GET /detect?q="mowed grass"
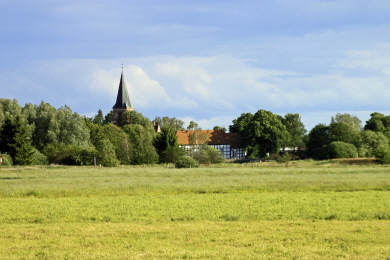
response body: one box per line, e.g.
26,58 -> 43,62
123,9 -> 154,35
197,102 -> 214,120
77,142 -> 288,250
0,162 -> 389,259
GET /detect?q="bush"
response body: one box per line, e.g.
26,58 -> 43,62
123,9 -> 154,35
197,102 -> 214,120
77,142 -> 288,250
328,142 -> 357,159
373,144 -> 390,164
198,146 -> 224,164
277,152 -> 293,166
31,149 -> 48,165
175,156 -> 199,168
0,153 -> 13,166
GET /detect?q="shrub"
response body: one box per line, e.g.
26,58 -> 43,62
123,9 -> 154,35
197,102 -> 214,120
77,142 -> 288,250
31,149 -> 48,165
175,156 -> 199,168
277,152 -> 293,166
328,142 -> 357,159
0,153 -> 13,166
373,144 -> 390,164
198,146 -> 224,164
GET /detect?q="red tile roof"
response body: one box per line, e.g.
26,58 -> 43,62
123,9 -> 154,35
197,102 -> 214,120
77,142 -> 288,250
176,130 -> 243,148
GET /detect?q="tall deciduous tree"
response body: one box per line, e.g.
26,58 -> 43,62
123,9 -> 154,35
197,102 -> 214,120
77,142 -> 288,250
230,110 -> 289,158
281,113 -> 306,150
122,124 -> 158,165
154,116 -> 184,131
118,110 -> 151,128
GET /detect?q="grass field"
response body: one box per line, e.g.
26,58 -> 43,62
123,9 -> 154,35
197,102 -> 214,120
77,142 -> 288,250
0,161 -> 389,259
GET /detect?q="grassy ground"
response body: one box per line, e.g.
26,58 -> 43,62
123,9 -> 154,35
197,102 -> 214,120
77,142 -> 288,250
0,162 -> 389,259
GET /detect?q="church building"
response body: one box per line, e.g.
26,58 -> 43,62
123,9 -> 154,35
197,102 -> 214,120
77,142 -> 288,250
112,69 -> 133,125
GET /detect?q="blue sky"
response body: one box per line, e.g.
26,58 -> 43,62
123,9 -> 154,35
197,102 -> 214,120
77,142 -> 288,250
1,0 -> 390,131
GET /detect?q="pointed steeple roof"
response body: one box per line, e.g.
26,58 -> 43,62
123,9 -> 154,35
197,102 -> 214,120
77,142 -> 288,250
113,70 -> 132,109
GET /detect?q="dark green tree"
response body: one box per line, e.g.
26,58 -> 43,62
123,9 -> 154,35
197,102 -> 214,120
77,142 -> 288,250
153,127 -> 183,163
364,112 -> 390,136
0,115 -> 34,165
104,110 -> 114,125
306,124 -> 331,160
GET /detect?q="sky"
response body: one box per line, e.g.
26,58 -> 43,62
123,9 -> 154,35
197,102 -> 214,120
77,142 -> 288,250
1,0 -> 390,131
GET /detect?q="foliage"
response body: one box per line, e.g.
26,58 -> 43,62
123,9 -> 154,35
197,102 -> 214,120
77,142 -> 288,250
332,113 -> 362,132
358,130 -> 389,157
153,127 -> 183,163
213,126 -> 227,132
198,145 -> 224,164
0,153 -> 13,166
230,110 -> 289,158
329,121 -> 361,147
175,156 -> 199,168
276,152 -> 293,166
31,149 -> 48,165
104,110 -> 114,125
154,116 -> 184,131
92,109 -> 105,125
373,144 -> 390,164
364,112 -> 390,134
306,124 -> 331,160
43,143 -> 97,165
118,110 -> 151,128
94,138 -> 119,167
0,115 -> 34,165
280,113 -> 306,150
327,141 -> 357,159
123,124 -> 158,165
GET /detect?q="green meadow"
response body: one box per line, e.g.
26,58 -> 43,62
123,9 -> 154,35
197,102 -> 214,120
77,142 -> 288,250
0,162 -> 389,259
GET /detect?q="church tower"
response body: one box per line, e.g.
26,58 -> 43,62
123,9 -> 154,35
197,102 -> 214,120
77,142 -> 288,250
112,69 -> 134,125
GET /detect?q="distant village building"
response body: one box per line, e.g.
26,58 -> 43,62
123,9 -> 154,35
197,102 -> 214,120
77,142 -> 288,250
112,70 -> 133,125
176,130 -> 245,159
112,69 -> 245,158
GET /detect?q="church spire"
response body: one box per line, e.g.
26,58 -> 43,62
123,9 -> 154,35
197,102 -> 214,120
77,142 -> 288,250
112,68 -> 134,125
113,70 -> 132,109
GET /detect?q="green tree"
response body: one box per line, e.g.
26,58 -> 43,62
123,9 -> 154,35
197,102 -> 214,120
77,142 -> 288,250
329,122 -> 361,147
92,109 -> 105,125
30,101 -> 57,150
0,98 -> 22,127
95,138 -> 119,167
0,115 -> 34,165
230,110 -> 289,158
153,127 -> 183,163
123,124 -> 158,165
154,116 -> 184,131
359,130 -> 389,157
281,113 -> 306,151
331,113 -> 362,132
118,110 -> 151,128
213,126 -> 227,132
104,110 -> 114,125
306,124 -> 331,160
364,112 -> 390,135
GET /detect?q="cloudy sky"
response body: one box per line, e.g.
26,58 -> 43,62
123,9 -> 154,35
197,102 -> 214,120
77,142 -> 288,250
1,0 -> 390,131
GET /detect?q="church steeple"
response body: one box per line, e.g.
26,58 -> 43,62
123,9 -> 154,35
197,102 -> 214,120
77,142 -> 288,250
112,68 -> 134,125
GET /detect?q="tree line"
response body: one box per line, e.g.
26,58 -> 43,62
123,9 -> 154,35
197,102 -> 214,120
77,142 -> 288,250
0,98 -> 222,167
1,98 -> 390,166
230,110 -> 390,163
